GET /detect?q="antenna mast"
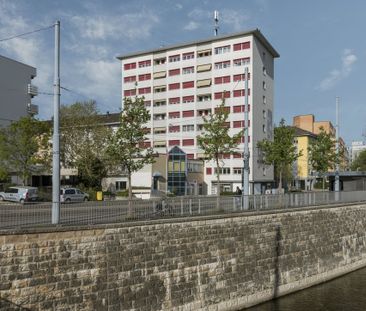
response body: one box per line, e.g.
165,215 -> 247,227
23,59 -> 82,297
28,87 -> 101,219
214,10 -> 219,36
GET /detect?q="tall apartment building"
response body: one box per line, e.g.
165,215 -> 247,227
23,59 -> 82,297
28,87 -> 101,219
117,29 -> 279,194
0,55 -> 38,127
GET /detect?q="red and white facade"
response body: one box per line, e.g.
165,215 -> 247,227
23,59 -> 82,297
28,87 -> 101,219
118,29 -> 279,194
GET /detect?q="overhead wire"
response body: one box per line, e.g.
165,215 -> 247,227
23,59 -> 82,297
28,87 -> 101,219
0,24 -> 54,42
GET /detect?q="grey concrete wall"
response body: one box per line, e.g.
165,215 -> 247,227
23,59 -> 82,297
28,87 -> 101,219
0,55 -> 36,127
1,204 -> 366,310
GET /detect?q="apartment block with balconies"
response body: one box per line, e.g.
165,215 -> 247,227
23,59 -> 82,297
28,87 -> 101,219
0,54 -> 38,127
117,29 -> 279,194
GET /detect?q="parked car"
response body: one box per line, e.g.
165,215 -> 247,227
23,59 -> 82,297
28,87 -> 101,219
0,186 -> 38,203
60,188 -> 89,203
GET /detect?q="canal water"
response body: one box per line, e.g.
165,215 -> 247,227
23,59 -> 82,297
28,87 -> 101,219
245,267 -> 366,311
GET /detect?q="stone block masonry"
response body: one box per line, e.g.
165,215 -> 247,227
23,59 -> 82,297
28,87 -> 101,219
1,204 -> 366,310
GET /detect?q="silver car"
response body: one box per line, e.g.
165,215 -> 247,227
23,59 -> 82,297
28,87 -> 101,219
0,186 -> 38,203
60,188 -> 89,203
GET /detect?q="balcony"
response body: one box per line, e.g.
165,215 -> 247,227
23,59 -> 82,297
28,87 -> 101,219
27,103 -> 39,115
27,84 -> 38,97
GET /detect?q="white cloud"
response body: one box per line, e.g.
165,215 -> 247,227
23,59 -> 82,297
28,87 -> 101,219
319,49 -> 357,91
184,21 -> 199,31
70,9 -> 160,41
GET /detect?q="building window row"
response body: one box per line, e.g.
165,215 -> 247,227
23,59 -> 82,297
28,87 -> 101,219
139,60 -> 151,68
214,45 -> 231,54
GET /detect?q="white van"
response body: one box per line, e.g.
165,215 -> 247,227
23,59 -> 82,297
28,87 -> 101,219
0,186 -> 38,203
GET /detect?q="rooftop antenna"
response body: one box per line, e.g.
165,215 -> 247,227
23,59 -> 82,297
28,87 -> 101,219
214,10 -> 219,36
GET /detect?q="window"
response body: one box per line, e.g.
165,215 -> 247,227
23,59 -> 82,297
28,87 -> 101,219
124,89 -> 136,97
183,67 -> 194,74
142,141 -> 151,148
154,127 -> 166,134
196,79 -> 211,88
263,110 -> 266,119
197,109 -> 211,117
233,58 -> 250,67
154,85 -> 166,93
182,124 -> 194,132
138,60 -> 151,68
263,124 -> 266,133
138,73 -> 151,81
214,106 -> 230,114
124,76 -> 136,83
154,141 -> 166,148
182,139 -> 194,146
183,52 -> 194,60
233,153 -> 242,159
263,81 -> 267,90
183,95 -> 194,103
182,81 -> 194,89
169,83 -> 180,90
233,105 -> 250,113
115,181 -> 127,191
263,96 -> 266,104
197,124 -> 204,131
153,113 -> 166,120
233,41 -> 250,51
169,68 -> 180,76
197,94 -> 211,102
169,125 -> 180,133
153,100 -> 166,107
206,167 -> 212,175
233,168 -> 242,175
187,154 -> 194,160
214,167 -> 231,175
196,64 -> 212,72
233,73 -> 250,81
233,89 -> 250,97
197,49 -> 212,58
124,62 -> 136,70
214,61 -> 230,69
65,189 -> 76,195
154,57 -> 166,65
144,100 -> 151,107
153,71 -> 166,79
214,45 -> 230,54
214,76 -> 231,84
214,91 -> 230,100
233,120 -> 250,128
143,127 -> 151,134
169,140 -> 180,146
169,97 -> 180,105
182,110 -> 194,118
263,66 -> 267,76
169,111 -> 180,119
169,55 -> 180,62
138,87 -> 151,95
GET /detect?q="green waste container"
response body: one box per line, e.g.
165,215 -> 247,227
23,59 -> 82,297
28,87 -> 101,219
96,191 -> 103,201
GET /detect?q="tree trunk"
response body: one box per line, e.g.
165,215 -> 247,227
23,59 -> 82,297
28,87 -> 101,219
128,172 -> 132,218
322,176 -> 325,191
216,158 -> 221,196
278,169 -> 282,192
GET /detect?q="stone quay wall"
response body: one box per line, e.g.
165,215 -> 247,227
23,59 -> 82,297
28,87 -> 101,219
1,204 -> 366,311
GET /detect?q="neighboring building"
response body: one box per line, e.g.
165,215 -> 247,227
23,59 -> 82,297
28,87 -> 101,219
328,171 -> 366,191
0,55 -> 38,127
293,114 -> 349,171
350,141 -> 366,164
117,29 -> 279,194
292,126 -> 317,190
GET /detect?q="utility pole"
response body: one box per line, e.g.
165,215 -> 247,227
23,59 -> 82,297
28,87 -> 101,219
242,67 -> 250,209
335,96 -> 340,196
52,20 -> 60,224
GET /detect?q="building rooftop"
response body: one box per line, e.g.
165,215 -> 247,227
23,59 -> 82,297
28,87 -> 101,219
291,126 -> 318,138
117,28 -> 280,60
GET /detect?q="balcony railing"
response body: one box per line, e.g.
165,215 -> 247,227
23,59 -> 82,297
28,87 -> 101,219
27,84 -> 38,97
27,103 -> 39,115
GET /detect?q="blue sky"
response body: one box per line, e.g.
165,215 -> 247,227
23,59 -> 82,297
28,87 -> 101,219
0,0 -> 365,144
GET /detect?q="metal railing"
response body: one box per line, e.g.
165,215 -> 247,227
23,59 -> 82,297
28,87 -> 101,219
1,190 -> 366,230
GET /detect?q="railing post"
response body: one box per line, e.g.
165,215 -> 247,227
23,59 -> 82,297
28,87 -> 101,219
198,198 -> 201,214
233,197 -> 236,212
189,199 -> 192,215
181,197 -> 184,216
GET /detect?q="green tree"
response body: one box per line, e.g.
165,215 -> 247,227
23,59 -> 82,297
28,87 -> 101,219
60,101 -> 111,189
351,149 -> 366,171
0,116 -> 51,185
106,95 -> 155,200
257,119 -> 301,191
308,126 -> 337,190
197,99 -> 243,195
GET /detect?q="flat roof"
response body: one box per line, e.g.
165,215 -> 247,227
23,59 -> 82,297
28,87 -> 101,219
0,54 -> 36,71
117,28 -> 280,60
